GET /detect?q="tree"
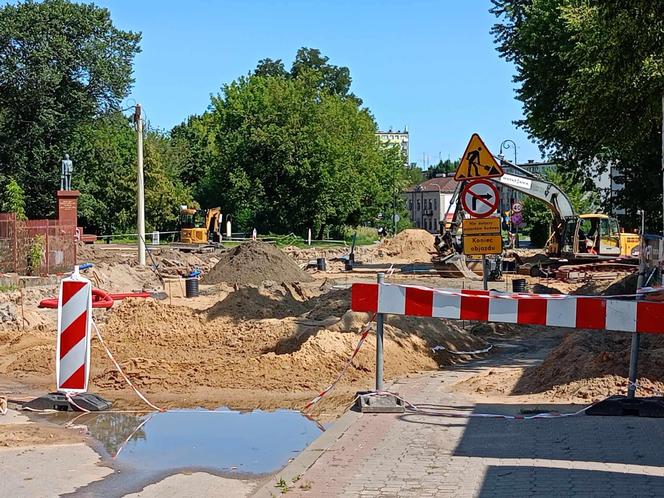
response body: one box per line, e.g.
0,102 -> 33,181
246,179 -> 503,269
254,58 -> 288,78
0,0 -> 141,217
426,159 -> 459,179
177,49 -> 411,237
68,112 -> 193,234
491,1 -> 664,229
290,47 -> 360,104
1,178 -> 27,220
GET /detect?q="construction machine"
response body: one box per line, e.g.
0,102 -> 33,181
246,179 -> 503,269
178,207 -> 222,246
435,161 -> 639,279
489,163 -> 639,259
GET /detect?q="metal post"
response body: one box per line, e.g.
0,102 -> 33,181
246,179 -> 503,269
628,210 -> 647,399
482,255 -> 488,291
135,104 -> 146,267
661,94 -> 664,235
376,272 -> 385,392
392,191 -> 397,236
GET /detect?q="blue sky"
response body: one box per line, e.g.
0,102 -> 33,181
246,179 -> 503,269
93,0 -> 542,166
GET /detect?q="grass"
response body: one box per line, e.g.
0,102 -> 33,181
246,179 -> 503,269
0,283 -> 18,292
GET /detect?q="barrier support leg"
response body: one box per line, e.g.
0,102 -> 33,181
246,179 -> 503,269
627,331 -> 640,399
357,272 -> 404,413
375,273 -> 384,392
482,255 -> 488,291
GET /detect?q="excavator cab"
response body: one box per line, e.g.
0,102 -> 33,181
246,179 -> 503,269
179,207 -> 222,245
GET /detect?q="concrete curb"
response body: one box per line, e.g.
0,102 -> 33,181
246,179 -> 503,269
252,408 -> 362,497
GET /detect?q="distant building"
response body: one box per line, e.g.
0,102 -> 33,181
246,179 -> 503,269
377,129 -> 409,164
403,175 -> 457,233
593,162 -> 626,216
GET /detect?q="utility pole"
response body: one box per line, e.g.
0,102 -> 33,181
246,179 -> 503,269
135,104 -> 146,266
661,94 -> 664,235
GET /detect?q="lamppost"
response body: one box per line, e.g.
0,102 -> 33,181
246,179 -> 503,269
499,139 -> 518,247
499,139 -> 517,165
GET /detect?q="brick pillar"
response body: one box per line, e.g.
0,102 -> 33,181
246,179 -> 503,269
56,190 -> 80,226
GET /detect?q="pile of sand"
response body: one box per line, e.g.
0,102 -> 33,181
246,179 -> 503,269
497,272 -> 655,402
202,241 -> 313,285
515,330 -> 664,400
1,284 -> 489,414
373,229 -> 436,262
572,272 -> 638,297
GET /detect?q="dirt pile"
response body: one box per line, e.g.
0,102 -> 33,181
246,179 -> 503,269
78,243 -> 220,276
573,272 -> 638,297
1,283 -> 488,415
515,330 -> 664,400
373,229 -> 435,262
202,241 -> 313,285
86,263 -> 161,293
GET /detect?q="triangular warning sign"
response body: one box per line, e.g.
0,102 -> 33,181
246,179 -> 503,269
454,133 -> 504,181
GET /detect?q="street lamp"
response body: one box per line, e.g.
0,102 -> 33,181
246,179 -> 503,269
499,139 -> 517,165
499,139 -> 518,246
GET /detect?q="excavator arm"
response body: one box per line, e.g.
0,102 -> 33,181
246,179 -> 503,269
490,161 -> 576,220
490,160 -> 577,256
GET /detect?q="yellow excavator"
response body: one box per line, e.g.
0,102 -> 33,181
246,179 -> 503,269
435,162 -> 640,279
489,166 -> 639,259
179,207 -> 222,246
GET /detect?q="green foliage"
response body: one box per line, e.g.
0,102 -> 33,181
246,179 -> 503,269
426,159 -> 459,179
522,169 -> 599,247
0,0 -> 141,218
177,48 -> 412,237
27,235 -> 45,275
1,178 -> 27,220
342,226 -> 379,246
492,0 -> 664,229
68,112 -> 193,234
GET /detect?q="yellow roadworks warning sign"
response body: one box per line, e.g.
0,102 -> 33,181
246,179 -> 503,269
463,234 -> 503,255
463,217 -> 501,236
454,133 -> 504,181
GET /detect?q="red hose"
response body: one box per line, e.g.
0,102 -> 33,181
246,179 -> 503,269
38,289 -> 151,309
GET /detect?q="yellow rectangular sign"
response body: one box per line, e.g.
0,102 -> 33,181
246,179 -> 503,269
463,217 -> 501,235
463,234 -> 503,255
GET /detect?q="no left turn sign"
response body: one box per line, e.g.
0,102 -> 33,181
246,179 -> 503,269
461,179 -> 499,218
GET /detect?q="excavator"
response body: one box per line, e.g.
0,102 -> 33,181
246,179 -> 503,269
491,162 -> 639,259
176,206 -> 222,249
436,161 -> 639,278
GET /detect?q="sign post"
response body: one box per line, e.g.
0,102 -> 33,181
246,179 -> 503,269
454,134 -> 505,290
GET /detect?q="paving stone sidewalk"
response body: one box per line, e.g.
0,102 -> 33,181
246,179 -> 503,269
258,354 -> 664,497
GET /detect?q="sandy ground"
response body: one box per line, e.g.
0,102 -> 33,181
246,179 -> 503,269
123,472 -> 256,498
0,237 -> 658,446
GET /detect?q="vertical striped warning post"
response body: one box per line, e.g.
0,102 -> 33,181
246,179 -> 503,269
56,266 -> 92,393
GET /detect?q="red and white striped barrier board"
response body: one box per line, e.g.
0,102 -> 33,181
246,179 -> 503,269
56,268 -> 93,392
351,283 -> 664,334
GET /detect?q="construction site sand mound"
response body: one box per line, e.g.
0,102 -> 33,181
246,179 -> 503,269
78,243 -> 220,275
373,229 -> 436,262
573,273 -> 638,297
1,285 -> 488,415
515,330 -> 664,400
202,241 -> 313,285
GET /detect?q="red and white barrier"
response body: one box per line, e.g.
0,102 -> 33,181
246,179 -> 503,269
351,283 -> 664,334
56,267 -> 92,392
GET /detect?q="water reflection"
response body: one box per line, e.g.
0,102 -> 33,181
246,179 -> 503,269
49,408 -> 323,475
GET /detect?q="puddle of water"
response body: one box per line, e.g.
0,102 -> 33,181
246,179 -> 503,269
44,408 -> 323,475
